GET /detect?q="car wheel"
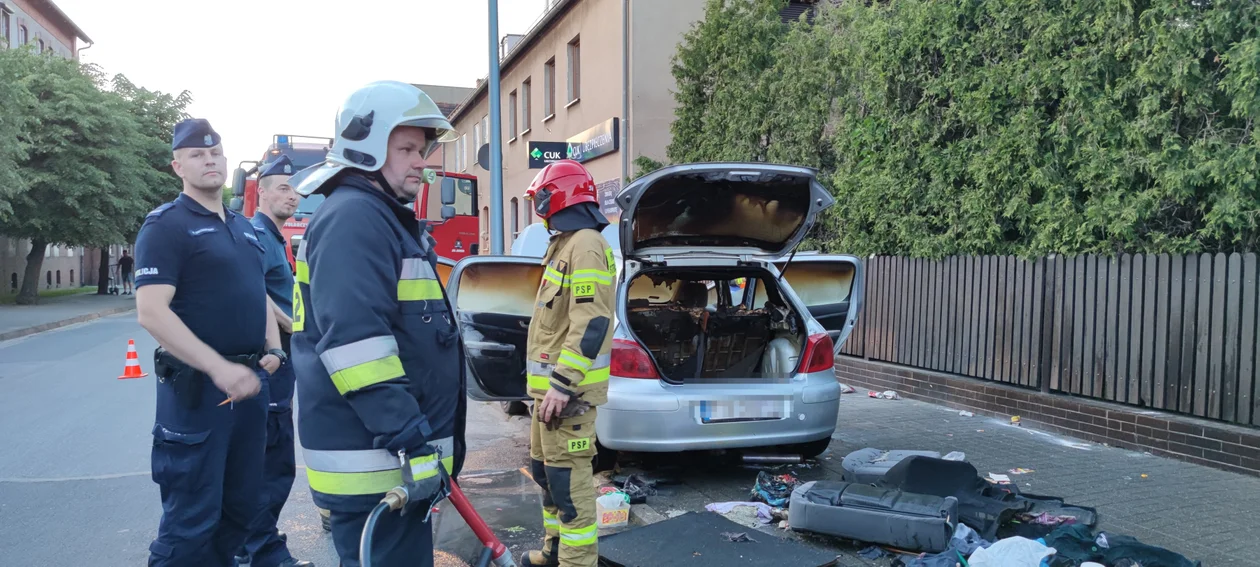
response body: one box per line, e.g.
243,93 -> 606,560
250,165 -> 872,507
789,437 -> 833,459
592,439 -> 618,473
501,400 -> 530,416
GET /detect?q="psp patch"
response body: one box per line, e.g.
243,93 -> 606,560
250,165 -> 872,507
568,438 -> 591,453
573,282 -> 596,298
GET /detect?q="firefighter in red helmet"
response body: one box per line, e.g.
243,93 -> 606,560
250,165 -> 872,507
520,160 -> 615,567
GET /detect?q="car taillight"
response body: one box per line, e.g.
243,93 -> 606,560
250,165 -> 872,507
798,333 -> 835,374
611,338 -> 660,379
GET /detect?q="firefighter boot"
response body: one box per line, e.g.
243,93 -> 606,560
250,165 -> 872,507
520,537 -> 560,567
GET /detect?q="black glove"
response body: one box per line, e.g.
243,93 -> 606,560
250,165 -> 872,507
396,445 -> 451,518
372,417 -> 434,459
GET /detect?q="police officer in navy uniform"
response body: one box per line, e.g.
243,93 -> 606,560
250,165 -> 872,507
288,81 -> 465,567
134,118 -> 287,567
236,155 -> 313,567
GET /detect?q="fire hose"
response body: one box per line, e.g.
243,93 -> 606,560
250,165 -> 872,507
359,449 -> 517,567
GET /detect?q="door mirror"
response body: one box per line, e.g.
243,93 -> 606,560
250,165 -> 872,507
231,168 -> 247,197
441,205 -> 456,220
441,179 -> 457,206
228,196 -> 244,213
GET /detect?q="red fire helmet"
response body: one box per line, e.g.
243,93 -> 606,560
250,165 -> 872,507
524,159 -> 597,220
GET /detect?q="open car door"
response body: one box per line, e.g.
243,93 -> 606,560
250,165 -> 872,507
771,254 -> 864,354
446,255 -> 541,402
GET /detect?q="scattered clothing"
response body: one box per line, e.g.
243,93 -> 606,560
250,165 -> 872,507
721,531 -> 756,543
859,545 -> 893,559
751,471 -> 799,507
704,501 -> 774,524
1043,524 -> 1202,567
967,536 -> 1056,567
898,523 -> 993,567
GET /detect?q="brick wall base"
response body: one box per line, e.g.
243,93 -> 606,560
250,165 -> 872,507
836,356 -> 1260,477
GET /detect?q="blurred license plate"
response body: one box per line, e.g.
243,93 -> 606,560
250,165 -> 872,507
697,398 -> 791,424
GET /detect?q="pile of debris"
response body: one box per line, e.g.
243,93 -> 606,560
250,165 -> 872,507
782,448 -> 1201,567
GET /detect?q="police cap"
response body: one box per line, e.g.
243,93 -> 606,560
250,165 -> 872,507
259,155 -> 295,179
172,118 -> 222,151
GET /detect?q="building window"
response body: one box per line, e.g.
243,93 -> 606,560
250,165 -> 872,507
507,90 -> 518,141
2,11 -> 11,46
37,38 -> 44,52
18,25 -> 26,46
56,270 -> 61,286
70,270 -> 74,283
459,134 -> 468,171
544,58 -> 556,118
510,198 -> 520,240
527,199 -> 535,224
567,37 -> 581,105
474,121 -> 482,157
521,78 -> 532,133
481,115 -> 489,151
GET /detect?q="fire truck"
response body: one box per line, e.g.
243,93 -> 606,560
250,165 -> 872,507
230,134 -> 481,269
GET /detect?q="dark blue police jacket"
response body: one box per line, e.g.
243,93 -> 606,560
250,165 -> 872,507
250,213 -> 295,319
290,173 -> 466,512
133,193 -> 268,356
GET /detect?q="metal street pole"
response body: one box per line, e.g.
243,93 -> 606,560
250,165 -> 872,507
487,0 -> 506,255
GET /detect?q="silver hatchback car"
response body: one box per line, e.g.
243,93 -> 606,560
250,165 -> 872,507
447,162 -> 863,457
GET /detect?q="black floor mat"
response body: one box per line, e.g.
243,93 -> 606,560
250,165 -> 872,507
597,512 -> 838,567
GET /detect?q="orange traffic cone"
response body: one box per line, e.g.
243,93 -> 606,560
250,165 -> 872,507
119,339 -> 148,379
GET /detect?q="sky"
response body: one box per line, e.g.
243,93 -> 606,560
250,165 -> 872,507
56,0 -> 546,177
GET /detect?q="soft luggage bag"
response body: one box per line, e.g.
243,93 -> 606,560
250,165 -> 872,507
788,480 -> 958,553
841,448 -> 942,484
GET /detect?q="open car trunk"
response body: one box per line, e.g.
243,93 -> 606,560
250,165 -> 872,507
624,267 -> 807,383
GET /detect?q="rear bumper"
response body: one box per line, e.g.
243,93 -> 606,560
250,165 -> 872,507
594,374 -> 840,452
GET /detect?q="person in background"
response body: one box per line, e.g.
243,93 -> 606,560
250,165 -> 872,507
118,250 -> 135,295
235,154 -> 312,567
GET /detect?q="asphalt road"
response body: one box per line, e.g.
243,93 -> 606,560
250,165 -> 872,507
0,313 -> 538,567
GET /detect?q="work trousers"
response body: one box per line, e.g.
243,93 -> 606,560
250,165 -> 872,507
329,505 -> 434,567
240,361 -> 298,566
529,407 -> 599,567
149,373 -> 269,567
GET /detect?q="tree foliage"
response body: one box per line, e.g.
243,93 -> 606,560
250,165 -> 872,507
659,0 -> 1260,257
0,47 -> 191,303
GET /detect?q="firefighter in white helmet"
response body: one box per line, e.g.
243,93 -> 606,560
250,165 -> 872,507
288,81 -> 465,567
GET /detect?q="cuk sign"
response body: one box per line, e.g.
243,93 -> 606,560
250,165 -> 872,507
528,141 -> 569,169
565,118 -> 620,163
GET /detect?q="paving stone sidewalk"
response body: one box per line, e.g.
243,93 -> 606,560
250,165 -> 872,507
0,292 -> 135,341
631,393 -> 1260,565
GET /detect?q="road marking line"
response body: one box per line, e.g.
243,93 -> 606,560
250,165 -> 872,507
0,471 -> 150,483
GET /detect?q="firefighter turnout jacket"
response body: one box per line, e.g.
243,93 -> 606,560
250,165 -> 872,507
526,228 -> 616,405
290,173 -> 466,512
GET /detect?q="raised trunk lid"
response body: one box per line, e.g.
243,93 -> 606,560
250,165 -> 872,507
616,163 -> 834,260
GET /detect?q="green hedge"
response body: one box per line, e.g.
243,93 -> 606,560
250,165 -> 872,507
652,0 -> 1260,258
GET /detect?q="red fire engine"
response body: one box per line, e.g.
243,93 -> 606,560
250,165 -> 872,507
230,135 -> 480,269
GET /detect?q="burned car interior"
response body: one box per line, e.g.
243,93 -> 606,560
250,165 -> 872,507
624,268 -> 806,382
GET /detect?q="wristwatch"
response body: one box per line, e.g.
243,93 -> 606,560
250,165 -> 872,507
265,348 -> 288,364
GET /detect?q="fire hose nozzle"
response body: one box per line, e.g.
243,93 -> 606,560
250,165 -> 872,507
383,487 -> 408,512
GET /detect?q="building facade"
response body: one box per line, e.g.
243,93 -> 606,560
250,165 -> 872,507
445,0 -> 711,254
0,0 -> 94,293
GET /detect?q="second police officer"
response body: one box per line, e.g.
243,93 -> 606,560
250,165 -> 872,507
134,119 -> 285,566
235,155 -> 313,567
288,81 -> 467,567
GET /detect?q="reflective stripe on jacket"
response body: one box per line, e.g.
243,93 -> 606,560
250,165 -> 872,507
525,228 -> 615,405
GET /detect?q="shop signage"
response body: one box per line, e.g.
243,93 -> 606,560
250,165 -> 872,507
565,118 -> 619,163
528,141 -> 569,169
